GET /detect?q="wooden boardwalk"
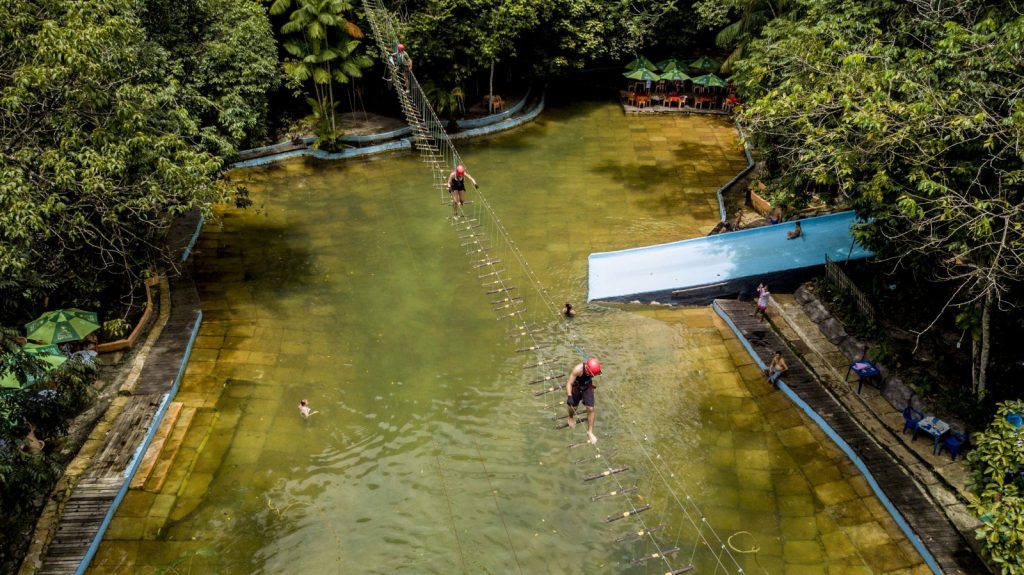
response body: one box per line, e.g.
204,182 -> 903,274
714,299 -> 987,575
39,214 -> 203,575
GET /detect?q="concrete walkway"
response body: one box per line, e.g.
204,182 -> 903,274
761,291 -> 988,572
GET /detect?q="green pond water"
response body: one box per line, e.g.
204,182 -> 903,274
89,102 -> 927,574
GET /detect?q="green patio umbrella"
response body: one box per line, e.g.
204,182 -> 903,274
1,344 -> 67,389
688,55 -> 719,71
622,67 -> 661,82
655,58 -> 685,72
25,308 -> 100,344
691,73 -> 728,88
659,68 -> 691,82
625,56 -> 657,71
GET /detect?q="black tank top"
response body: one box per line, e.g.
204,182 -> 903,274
451,176 -> 465,191
574,369 -> 594,390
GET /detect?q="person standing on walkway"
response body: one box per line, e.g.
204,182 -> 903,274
754,283 -> 770,321
446,164 -> 478,217
566,357 -> 602,445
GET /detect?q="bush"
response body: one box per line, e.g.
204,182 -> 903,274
967,400 -> 1024,574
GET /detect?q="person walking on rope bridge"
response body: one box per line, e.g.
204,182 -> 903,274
395,43 -> 412,91
446,164 -> 478,217
566,357 -> 602,445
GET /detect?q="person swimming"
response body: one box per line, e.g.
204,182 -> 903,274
563,303 -> 576,317
299,399 -> 319,418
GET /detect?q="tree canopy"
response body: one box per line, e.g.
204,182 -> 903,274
0,0 -> 278,320
732,0 -> 1024,399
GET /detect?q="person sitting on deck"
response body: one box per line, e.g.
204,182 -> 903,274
765,351 -> 788,387
787,220 -> 803,240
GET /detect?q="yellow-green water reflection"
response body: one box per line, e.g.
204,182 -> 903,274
89,103 -> 926,574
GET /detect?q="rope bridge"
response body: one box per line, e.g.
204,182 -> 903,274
361,2 -> 752,573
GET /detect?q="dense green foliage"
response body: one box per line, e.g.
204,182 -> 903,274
0,328 -> 95,571
967,401 -> 1024,574
732,0 -> 1024,400
0,0 -> 278,320
273,0 -> 372,141
141,0 -> 280,155
394,0 -> 700,90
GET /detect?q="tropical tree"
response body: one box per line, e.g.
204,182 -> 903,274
274,0 -> 373,138
967,400 -> 1024,574
138,0 -> 280,153
693,0 -> 793,73
0,0 -> 234,319
732,0 -> 1024,399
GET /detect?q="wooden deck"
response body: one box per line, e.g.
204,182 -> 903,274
39,214 -> 204,574
714,299 -> 987,575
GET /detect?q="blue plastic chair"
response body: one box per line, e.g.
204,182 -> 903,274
902,406 -> 923,435
939,431 -> 969,461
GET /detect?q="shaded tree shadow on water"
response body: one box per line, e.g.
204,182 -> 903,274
191,219 -> 319,315
588,138 -> 730,214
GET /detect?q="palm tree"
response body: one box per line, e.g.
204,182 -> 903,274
274,0 -> 372,137
716,0 -> 792,74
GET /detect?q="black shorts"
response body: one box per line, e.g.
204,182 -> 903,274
569,385 -> 594,408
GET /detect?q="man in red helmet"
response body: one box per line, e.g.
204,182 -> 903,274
446,163 -> 478,217
566,357 -> 602,444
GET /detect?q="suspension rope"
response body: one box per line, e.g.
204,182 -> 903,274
361,2 -> 752,572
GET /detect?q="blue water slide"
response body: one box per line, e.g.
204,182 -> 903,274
588,211 -> 873,304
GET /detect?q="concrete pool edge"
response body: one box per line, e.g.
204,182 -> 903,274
228,89 -> 544,170
711,300 -> 944,575
28,214 -> 207,574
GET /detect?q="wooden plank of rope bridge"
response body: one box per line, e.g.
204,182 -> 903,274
605,504 -> 650,522
615,524 -> 664,543
630,546 -> 680,566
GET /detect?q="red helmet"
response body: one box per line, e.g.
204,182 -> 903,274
397,43 -> 405,52
585,358 -> 602,376
456,164 -> 465,176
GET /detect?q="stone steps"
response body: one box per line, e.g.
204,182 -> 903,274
141,405 -> 197,493
129,402 -> 183,489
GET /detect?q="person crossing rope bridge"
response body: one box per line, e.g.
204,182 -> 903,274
446,163 -> 478,218
566,357 -> 602,445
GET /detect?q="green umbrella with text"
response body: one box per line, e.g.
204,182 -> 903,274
655,58 -> 685,72
625,56 -> 657,71
691,73 -> 728,88
25,309 -> 100,344
622,67 -> 661,82
689,55 -> 719,71
659,68 -> 691,82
